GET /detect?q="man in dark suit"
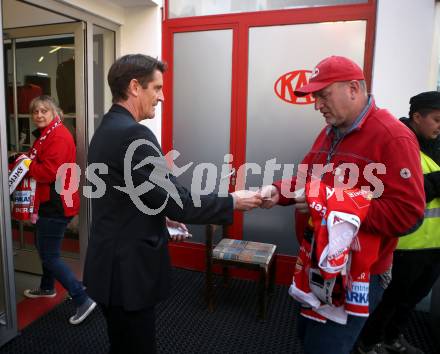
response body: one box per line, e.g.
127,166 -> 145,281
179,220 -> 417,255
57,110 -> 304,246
83,54 -> 262,353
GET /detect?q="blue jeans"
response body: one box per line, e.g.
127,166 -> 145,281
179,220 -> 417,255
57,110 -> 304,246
297,275 -> 385,354
35,216 -> 87,307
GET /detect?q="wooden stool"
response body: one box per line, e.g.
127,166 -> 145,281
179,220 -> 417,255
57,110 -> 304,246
205,225 -> 277,320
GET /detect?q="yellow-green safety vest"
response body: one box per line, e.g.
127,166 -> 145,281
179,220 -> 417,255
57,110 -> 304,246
397,151 -> 440,250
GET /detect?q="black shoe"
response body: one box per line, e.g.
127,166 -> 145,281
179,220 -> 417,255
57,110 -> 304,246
69,297 -> 96,325
384,334 -> 424,354
24,288 -> 57,298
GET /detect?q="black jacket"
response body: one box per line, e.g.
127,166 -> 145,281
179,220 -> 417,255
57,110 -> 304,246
400,117 -> 440,202
84,105 -> 233,311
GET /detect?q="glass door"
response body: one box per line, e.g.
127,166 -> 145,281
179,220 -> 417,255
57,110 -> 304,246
3,22 -> 86,278
0,5 -> 18,346
0,118 -> 17,345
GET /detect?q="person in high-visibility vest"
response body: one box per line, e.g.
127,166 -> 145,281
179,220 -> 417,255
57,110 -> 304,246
357,91 -> 440,354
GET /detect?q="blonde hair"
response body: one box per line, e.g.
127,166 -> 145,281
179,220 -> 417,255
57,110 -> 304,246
29,95 -> 63,120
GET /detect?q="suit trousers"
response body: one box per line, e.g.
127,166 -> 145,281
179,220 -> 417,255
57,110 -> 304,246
100,304 -> 157,354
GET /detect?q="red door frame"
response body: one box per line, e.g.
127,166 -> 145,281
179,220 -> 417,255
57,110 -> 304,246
162,0 -> 377,284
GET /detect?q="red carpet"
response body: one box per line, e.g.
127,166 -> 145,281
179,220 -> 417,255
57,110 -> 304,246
17,282 -> 67,330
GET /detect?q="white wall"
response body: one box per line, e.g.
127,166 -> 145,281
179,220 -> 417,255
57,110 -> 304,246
120,5 -> 163,142
429,2 -> 440,89
372,0 -> 437,119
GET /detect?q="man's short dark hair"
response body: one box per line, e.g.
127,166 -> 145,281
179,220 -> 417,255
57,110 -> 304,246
409,107 -> 437,120
108,54 -> 166,103
409,91 -> 440,119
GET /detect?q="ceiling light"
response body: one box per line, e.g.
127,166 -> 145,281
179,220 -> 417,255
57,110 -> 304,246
49,46 -> 62,53
38,56 -> 44,63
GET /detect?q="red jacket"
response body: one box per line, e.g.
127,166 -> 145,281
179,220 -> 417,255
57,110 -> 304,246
28,119 -> 80,217
274,98 -> 425,274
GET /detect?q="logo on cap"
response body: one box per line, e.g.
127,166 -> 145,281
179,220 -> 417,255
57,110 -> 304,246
310,67 -> 319,79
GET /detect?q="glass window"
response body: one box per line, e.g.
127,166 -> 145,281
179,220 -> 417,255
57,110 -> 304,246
5,36 -> 75,151
93,25 -> 115,130
172,29 -> 233,243
169,0 -> 367,19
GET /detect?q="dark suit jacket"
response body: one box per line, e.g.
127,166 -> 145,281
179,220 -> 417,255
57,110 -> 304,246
84,105 -> 233,311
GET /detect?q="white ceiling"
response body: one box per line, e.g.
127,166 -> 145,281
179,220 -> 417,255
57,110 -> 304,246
3,0 -> 73,29
2,0 -> 162,30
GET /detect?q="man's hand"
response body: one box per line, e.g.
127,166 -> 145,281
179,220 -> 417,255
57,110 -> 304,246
166,217 -> 190,241
231,190 -> 263,211
259,185 -> 280,209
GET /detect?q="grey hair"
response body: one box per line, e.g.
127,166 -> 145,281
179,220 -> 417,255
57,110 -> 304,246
29,95 -> 63,119
358,80 -> 367,92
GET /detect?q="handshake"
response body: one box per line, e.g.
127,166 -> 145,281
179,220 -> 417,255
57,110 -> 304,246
231,185 -> 308,212
231,185 -> 279,211
169,186 -> 308,242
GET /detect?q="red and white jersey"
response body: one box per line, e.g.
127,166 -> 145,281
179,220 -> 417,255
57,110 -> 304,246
289,181 -> 380,323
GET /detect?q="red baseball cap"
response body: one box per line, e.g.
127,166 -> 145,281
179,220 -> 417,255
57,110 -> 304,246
294,56 -> 365,97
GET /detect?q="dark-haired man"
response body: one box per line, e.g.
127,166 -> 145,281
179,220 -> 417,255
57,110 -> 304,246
357,91 -> 440,354
84,54 -> 262,353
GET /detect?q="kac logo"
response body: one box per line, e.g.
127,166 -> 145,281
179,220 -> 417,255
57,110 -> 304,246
274,70 -> 315,105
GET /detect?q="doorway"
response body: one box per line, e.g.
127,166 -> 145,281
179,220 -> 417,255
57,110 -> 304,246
4,21 -> 86,301
0,0 -> 117,346
0,0 -> 83,344
2,20 -> 87,335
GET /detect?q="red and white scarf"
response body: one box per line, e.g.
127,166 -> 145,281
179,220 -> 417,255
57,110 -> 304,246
28,116 -> 62,160
10,116 -> 61,221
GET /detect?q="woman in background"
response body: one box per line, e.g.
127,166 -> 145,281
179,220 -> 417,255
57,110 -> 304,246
23,95 -> 96,325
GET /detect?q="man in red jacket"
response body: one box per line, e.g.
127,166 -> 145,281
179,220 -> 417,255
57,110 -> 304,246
260,56 -> 425,354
